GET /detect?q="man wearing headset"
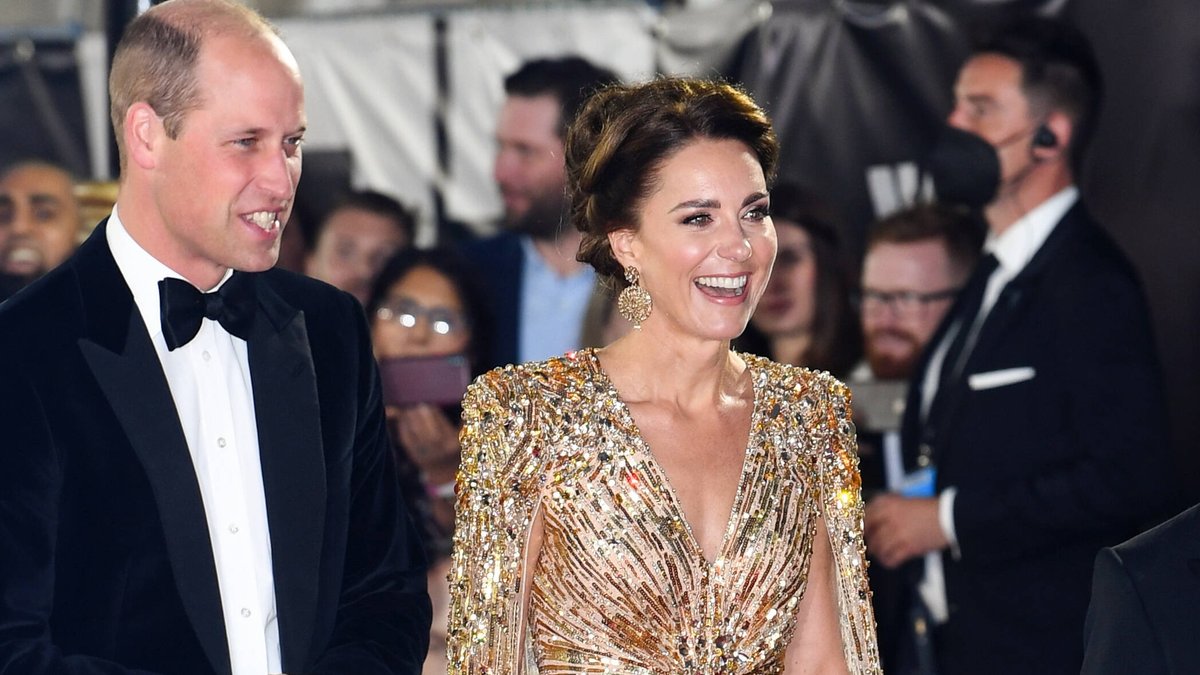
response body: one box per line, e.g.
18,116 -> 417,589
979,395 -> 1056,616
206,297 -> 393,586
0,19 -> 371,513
864,17 -> 1169,674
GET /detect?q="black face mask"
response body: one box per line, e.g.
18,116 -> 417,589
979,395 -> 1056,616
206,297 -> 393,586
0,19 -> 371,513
922,125 -> 1001,210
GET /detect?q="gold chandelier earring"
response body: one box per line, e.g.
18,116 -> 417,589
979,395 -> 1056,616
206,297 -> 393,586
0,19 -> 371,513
617,265 -> 652,328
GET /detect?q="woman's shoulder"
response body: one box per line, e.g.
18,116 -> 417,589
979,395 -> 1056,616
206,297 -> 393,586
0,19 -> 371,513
459,351 -> 599,477
464,350 -> 599,415
741,352 -> 852,404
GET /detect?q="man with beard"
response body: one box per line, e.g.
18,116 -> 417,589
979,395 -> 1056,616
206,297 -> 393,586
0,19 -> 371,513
858,204 -> 983,382
461,56 -> 618,369
0,160 -> 83,300
850,203 -> 982,673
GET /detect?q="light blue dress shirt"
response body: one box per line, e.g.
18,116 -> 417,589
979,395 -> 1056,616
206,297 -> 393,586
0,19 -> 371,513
517,236 -> 595,363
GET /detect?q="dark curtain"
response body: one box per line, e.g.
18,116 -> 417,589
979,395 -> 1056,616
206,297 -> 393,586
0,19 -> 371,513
0,37 -> 89,176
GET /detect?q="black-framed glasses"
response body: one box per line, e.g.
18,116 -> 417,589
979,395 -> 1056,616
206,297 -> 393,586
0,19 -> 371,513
855,287 -> 961,315
375,297 -> 470,336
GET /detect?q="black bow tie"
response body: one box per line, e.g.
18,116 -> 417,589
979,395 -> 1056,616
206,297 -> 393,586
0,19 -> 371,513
159,272 -> 256,350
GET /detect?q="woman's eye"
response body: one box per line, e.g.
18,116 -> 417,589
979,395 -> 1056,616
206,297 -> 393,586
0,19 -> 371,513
745,206 -> 770,221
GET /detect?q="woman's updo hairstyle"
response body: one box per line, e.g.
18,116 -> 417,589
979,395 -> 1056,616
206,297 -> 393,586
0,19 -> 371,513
566,77 -> 779,288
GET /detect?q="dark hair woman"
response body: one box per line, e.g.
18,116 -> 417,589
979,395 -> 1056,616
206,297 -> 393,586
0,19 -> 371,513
448,78 -> 880,674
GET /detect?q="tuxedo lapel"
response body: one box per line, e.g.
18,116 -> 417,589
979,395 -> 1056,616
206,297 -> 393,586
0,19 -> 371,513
1179,505 -> 1200,583
925,206 -> 1087,445
901,253 -> 992,468
73,228 -> 231,675
247,275 -> 326,671
958,207 -> 1082,380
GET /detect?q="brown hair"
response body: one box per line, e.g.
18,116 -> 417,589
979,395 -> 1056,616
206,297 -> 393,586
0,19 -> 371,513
975,16 -> 1103,176
108,0 -> 277,169
866,203 -> 985,282
566,77 -> 779,288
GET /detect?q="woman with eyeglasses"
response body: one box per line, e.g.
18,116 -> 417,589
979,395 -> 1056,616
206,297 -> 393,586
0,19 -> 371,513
365,247 -> 491,675
739,182 -> 862,379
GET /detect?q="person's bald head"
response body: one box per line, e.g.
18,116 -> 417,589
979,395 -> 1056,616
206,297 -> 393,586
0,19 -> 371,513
109,0 -> 281,171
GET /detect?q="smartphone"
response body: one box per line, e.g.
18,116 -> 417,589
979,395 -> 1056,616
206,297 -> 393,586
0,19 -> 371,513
378,354 -> 472,407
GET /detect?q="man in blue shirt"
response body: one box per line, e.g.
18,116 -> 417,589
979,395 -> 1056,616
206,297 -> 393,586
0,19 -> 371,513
462,56 -> 618,368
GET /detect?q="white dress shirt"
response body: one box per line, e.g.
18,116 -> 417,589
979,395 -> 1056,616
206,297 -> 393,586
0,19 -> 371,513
918,186 -> 1079,622
107,209 -> 282,674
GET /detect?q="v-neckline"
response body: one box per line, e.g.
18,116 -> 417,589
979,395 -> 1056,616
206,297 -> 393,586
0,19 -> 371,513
584,348 -> 760,568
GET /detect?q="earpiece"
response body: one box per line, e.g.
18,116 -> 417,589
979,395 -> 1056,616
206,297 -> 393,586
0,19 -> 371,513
1032,124 -> 1058,149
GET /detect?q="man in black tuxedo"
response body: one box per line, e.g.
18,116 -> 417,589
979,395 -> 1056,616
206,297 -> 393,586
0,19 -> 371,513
864,17 -> 1168,674
460,57 -> 617,369
0,1 -> 430,673
1081,501 -> 1200,674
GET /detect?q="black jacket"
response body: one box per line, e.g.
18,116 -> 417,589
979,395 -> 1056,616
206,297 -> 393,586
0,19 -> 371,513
901,202 -> 1169,674
0,223 -> 430,674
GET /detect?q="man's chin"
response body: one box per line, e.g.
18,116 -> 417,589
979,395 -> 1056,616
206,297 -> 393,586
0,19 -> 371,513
505,217 -> 562,241
866,352 -> 916,381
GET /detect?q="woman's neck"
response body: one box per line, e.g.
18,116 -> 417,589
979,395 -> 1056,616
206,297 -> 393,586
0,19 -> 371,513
769,332 -> 811,367
597,327 -> 745,411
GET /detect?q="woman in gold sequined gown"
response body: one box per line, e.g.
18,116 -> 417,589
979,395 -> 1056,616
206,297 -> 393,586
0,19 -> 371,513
447,78 -> 881,674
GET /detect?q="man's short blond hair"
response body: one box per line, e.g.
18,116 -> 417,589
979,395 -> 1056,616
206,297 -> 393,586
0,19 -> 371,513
108,0 -> 279,169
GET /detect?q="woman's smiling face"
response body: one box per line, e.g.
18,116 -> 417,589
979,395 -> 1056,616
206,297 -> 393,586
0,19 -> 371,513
610,137 -> 777,344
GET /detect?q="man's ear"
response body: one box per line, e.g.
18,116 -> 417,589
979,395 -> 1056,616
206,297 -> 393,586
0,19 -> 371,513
1035,111 -> 1073,162
125,102 -> 163,171
607,227 -> 639,270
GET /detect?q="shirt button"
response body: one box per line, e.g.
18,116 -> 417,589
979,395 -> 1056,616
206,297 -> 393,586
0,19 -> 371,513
202,350 -> 211,362
228,523 -> 239,534
217,437 -> 227,448
241,608 -> 252,618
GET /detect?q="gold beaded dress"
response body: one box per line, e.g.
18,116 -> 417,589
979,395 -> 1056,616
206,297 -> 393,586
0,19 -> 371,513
447,349 -> 880,674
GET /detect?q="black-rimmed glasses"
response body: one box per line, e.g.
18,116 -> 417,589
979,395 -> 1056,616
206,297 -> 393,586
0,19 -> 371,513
855,288 -> 961,315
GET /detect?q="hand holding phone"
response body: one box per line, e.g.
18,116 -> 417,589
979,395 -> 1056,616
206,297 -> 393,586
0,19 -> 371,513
378,354 -> 471,407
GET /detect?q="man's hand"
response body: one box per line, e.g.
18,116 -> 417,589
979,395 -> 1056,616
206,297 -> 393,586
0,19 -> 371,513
864,494 -> 948,569
387,404 -> 461,480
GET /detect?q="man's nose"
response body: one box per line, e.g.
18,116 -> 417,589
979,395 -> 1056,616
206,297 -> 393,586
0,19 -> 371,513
946,105 -> 970,131
257,149 -> 296,200
8,208 -> 33,235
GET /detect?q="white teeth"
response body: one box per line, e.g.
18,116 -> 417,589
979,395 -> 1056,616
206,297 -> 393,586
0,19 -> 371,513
6,247 -> 41,265
695,275 -> 747,289
247,211 -> 279,231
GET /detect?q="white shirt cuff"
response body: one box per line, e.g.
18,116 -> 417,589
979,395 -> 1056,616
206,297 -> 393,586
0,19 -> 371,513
938,487 -> 961,559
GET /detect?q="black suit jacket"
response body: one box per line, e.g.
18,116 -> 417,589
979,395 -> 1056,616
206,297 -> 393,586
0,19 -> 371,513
459,232 -> 523,370
0,224 -> 430,674
1082,502 -> 1200,675
900,202 -> 1169,674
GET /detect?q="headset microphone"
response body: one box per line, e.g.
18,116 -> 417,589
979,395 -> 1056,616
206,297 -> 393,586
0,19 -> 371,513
1032,124 -> 1058,149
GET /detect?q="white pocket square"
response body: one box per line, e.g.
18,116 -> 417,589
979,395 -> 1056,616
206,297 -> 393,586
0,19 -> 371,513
968,367 -> 1036,390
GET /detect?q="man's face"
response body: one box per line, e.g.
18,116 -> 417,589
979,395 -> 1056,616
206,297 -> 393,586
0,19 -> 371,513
947,54 -> 1038,190
0,164 -> 81,278
492,94 -> 567,240
149,32 -> 305,289
860,239 -> 962,380
306,206 -> 408,304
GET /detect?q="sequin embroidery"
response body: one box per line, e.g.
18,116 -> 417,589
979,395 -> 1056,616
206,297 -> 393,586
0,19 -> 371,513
447,349 -> 880,674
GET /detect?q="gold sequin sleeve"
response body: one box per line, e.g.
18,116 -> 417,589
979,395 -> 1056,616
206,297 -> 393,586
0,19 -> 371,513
811,372 -> 882,674
447,366 -> 549,674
